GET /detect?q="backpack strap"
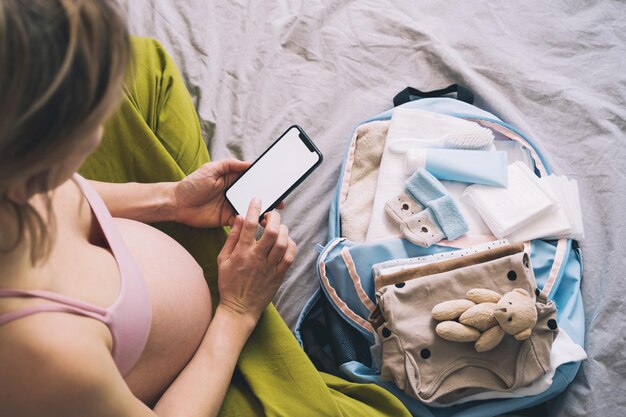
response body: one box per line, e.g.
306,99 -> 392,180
393,84 -> 474,107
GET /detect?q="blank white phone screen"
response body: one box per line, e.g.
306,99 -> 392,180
226,127 -> 319,215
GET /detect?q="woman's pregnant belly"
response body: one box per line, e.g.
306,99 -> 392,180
112,218 -> 213,406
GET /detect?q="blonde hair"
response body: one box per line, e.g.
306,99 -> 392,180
0,0 -> 131,264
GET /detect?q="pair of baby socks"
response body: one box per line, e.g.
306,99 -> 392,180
385,169 -> 468,247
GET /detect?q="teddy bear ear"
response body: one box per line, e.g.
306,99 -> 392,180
514,328 -> 533,340
513,288 -> 530,297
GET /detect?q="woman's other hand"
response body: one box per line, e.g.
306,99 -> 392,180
216,198 -> 297,323
173,159 -> 250,228
174,159 -> 286,228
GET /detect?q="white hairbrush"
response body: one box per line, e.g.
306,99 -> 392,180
388,127 -> 494,153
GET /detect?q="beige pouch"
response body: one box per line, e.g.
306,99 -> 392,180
370,243 -> 558,404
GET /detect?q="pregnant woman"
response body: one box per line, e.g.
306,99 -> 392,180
0,1 -> 410,416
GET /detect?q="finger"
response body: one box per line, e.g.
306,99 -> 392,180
239,198 -> 262,244
218,215 -> 243,262
257,211 -> 281,255
267,224 -> 289,264
276,238 -> 297,276
276,201 -> 286,209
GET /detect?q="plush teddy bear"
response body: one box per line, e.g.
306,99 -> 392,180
431,288 -> 538,352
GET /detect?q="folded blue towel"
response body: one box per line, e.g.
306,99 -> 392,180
404,168 -> 468,240
427,195 -> 469,240
405,168 -> 447,205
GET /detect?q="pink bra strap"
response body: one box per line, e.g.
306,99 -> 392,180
0,304 -> 107,326
0,289 -> 107,314
0,288 -> 109,326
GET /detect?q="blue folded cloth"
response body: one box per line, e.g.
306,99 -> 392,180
427,195 -> 469,240
405,168 -> 447,205
404,168 -> 468,240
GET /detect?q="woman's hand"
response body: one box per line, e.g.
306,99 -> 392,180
216,198 -> 297,322
173,159 -> 250,228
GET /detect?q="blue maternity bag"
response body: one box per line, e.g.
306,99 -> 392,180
294,85 -> 584,417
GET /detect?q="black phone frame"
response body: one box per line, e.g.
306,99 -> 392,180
224,125 -> 324,221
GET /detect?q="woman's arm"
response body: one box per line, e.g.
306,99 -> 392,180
153,306 -> 257,416
154,200 -> 296,416
87,180 -> 177,223
86,158 -> 251,228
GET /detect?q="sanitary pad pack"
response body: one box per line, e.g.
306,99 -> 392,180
463,162 -> 584,242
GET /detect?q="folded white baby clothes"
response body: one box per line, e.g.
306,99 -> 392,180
505,176 -> 571,242
462,161 -> 557,239
463,162 -> 585,242
541,175 -> 585,240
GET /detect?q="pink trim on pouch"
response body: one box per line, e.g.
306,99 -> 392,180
319,239 -> 375,334
340,248 -> 377,313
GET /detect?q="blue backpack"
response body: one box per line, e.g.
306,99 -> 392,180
294,85 -> 584,417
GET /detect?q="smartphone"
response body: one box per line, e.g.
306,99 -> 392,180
224,125 -> 323,218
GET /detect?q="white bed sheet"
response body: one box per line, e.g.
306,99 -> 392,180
122,2 -> 626,416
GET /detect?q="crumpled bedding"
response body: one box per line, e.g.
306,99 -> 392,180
122,1 -> 626,416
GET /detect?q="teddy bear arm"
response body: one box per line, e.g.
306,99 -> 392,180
459,302 -> 498,332
474,326 -> 505,352
432,299 -> 475,321
466,288 -> 502,304
435,321 -> 481,342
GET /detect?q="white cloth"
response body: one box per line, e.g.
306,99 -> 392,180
542,175 -> 585,240
464,162 -> 585,242
462,161 -> 557,238
506,177 -> 572,242
125,2 -> 625,414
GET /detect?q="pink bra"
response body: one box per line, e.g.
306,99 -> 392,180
0,174 -> 152,376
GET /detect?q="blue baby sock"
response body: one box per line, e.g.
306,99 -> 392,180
405,169 -> 448,205
385,169 -> 468,247
427,195 -> 469,240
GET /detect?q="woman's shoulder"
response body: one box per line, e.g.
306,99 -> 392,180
0,309 -> 112,378
0,312 -> 145,417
